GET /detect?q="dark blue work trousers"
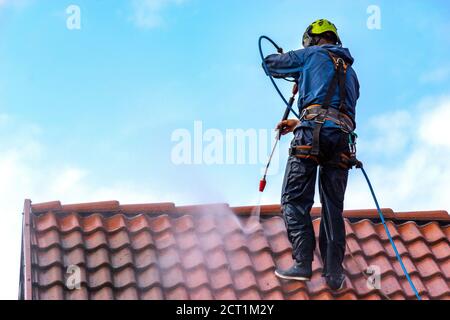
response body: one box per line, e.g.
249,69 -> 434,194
281,126 -> 349,276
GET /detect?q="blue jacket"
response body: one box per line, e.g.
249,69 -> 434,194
264,44 -> 359,129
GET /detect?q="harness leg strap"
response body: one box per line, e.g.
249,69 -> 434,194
311,121 -> 324,156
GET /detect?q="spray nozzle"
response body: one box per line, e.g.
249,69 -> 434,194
259,178 -> 267,193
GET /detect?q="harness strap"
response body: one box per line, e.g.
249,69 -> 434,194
336,56 -> 348,114
309,51 -> 349,156
302,105 -> 354,133
289,146 -> 319,163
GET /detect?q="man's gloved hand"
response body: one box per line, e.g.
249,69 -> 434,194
276,119 -> 300,136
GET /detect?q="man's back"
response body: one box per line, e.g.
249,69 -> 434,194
264,44 -> 360,128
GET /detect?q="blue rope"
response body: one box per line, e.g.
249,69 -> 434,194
258,36 -> 300,119
360,167 -> 422,300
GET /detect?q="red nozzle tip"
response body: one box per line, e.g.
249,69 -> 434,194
259,179 -> 267,193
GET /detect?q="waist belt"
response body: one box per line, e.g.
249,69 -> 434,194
300,104 -> 355,133
289,145 -> 358,170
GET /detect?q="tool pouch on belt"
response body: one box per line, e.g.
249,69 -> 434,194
289,146 -> 354,170
289,145 -> 319,163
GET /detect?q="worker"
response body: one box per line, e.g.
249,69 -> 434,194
263,19 -> 360,290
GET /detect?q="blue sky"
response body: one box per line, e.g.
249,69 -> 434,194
0,0 -> 449,299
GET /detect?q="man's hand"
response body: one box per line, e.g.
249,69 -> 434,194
276,119 -> 300,136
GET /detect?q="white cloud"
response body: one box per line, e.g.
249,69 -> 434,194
420,66 -> 450,84
362,110 -> 413,156
345,95 -> 450,213
130,0 -> 187,29
418,96 -> 450,148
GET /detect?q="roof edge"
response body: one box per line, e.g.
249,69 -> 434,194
29,200 -> 450,222
21,199 -> 33,300
231,206 -> 449,221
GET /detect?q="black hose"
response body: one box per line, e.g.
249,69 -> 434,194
259,36 -> 300,119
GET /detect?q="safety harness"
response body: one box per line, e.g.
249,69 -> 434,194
289,51 -> 361,170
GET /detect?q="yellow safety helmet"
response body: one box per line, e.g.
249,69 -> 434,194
302,19 -> 342,48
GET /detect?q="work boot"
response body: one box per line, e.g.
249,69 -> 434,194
274,262 -> 312,281
325,274 -> 345,291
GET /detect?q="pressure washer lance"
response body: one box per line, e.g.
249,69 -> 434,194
259,83 -> 298,193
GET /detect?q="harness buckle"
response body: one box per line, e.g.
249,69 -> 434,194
348,132 -> 358,157
299,108 -> 308,121
314,111 -> 327,124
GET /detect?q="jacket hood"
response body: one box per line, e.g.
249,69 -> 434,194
320,44 -> 355,65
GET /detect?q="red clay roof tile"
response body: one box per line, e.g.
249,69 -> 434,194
247,232 -> 270,252
85,231 -> 108,250
154,231 -> 177,250
251,250 -> 276,273
114,267 -> 137,288
198,232 -> 222,252
190,286 -> 214,300
181,247 -> 204,270
66,286 -> 89,300
140,286 -> 164,300
407,240 -> 433,260
159,247 -> 181,269
165,286 -> 189,300
176,230 -> 198,251
137,265 -> 161,288
209,267 -> 233,290
82,215 -> 104,234
64,248 -> 85,267
111,247 -> 134,269
430,241 -> 449,261
89,267 -> 113,289
398,222 -> 424,243
229,249 -> 253,271
38,286 -> 64,300
35,229 -> 60,249
385,238 -> 409,258
421,222 -> 447,243
287,289 -> 309,300
205,248 -> 228,270
234,268 -> 258,291
238,288 -> 261,300
90,287 -> 114,300
441,260 -> 450,279
86,247 -> 110,269
214,287 -> 236,300
116,287 -> 139,300
131,231 -> 154,251
416,257 -> 443,279
262,289 -> 284,300
21,200 -> 450,300
185,267 -> 209,289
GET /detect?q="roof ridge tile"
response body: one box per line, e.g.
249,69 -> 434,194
62,201 -> 120,213
121,203 -> 175,215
